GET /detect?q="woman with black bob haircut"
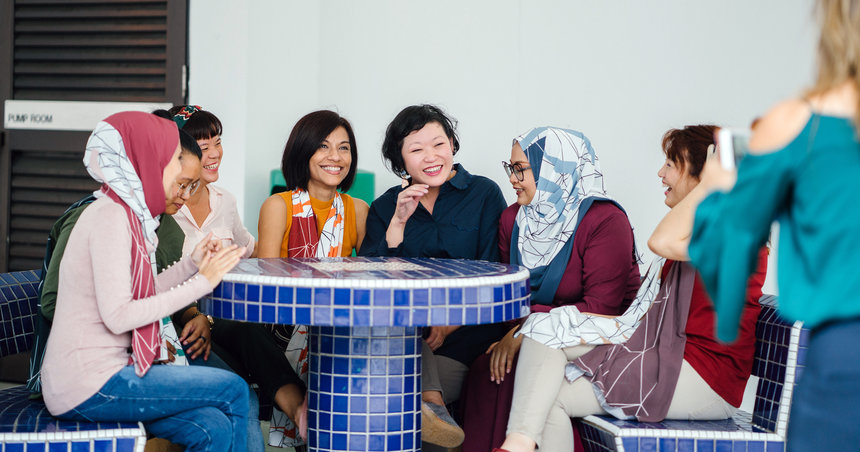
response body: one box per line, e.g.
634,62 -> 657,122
258,109 -> 368,260
281,110 -> 359,193
359,104 -> 507,449
257,111 -> 368,444
381,104 -> 460,176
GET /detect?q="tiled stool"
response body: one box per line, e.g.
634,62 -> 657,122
0,270 -> 146,452
580,295 -> 808,452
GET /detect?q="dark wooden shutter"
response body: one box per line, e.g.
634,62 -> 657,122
12,0 -> 185,102
6,131 -> 99,270
0,0 -> 188,271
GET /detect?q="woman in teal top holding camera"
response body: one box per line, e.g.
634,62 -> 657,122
656,1 -> 860,449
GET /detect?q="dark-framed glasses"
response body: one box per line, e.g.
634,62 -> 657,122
502,161 -> 531,182
176,179 -> 200,197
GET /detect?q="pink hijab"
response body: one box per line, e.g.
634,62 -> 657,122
84,111 -> 179,376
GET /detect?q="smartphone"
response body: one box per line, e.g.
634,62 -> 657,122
716,128 -> 751,170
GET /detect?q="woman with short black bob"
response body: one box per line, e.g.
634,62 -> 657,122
359,104 -> 507,448
258,109 -> 368,259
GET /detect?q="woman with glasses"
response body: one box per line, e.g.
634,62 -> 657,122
460,127 -> 640,451
359,104 -> 506,448
40,111 -> 249,451
493,125 -> 767,452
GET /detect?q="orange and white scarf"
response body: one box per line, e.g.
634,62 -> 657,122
287,188 -> 345,258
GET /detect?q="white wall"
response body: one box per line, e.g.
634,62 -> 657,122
190,0 -> 818,293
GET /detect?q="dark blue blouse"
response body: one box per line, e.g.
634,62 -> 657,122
359,164 -> 506,262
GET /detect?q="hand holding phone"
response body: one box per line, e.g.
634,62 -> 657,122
716,128 -> 751,170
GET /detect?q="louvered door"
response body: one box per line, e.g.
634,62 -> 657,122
0,0 -> 188,271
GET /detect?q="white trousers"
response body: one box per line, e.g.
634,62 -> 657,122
507,337 -> 736,450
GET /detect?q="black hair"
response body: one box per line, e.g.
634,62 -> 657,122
178,129 -> 202,160
281,110 -> 358,192
152,109 -> 202,160
167,105 -> 223,141
381,104 -> 460,176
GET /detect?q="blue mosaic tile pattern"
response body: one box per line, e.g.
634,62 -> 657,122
580,419 -> 618,451
1,271 -> 148,452
203,258 -> 530,451
202,258 -> 531,327
750,296 -> 806,438
0,387 -> 145,452
0,270 -> 40,358
580,297 -> 808,452
308,327 -> 421,452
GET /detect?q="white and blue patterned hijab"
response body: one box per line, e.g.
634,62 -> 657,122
511,127 -> 618,304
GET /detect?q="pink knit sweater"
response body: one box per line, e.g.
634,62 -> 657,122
41,197 -> 212,415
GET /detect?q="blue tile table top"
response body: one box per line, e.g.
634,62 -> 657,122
219,257 -> 529,288
202,258 -> 532,327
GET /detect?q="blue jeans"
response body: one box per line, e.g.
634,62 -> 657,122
189,349 -> 265,452
59,365 -> 249,452
788,318 -> 860,451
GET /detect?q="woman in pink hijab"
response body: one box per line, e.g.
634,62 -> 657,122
40,111 -> 249,452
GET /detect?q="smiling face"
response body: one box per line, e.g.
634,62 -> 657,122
197,135 -> 223,184
401,121 -> 455,187
657,156 -> 699,208
509,142 -> 537,205
307,126 -> 352,196
164,153 -> 202,215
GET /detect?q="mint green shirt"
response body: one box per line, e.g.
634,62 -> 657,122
691,113 -> 860,341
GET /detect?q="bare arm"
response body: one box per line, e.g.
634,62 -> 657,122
257,194 -> 289,258
648,96 -> 823,261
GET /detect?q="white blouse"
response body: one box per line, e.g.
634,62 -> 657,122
173,184 -> 256,258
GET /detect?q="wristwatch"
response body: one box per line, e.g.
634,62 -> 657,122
193,311 -> 216,330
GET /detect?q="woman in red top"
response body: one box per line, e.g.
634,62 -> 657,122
495,125 -> 767,452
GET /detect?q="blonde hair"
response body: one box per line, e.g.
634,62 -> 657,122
810,0 -> 860,128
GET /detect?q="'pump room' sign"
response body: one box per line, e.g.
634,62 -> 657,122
4,100 -> 172,131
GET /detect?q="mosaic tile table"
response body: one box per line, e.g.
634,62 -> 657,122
200,257 -> 531,452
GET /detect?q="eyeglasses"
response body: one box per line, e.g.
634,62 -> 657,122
502,161 -> 531,182
176,179 -> 200,197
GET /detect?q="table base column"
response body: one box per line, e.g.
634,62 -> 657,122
308,326 -> 422,452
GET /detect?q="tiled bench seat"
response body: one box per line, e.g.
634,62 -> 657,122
580,295 -> 808,452
0,270 -> 146,452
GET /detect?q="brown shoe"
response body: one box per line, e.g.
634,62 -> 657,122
144,438 -> 183,452
422,401 -> 465,448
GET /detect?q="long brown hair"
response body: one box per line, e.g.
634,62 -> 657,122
809,0 -> 860,128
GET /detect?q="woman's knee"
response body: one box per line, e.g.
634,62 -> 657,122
148,407 -> 232,452
198,369 -> 250,416
538,404 -> 575,451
